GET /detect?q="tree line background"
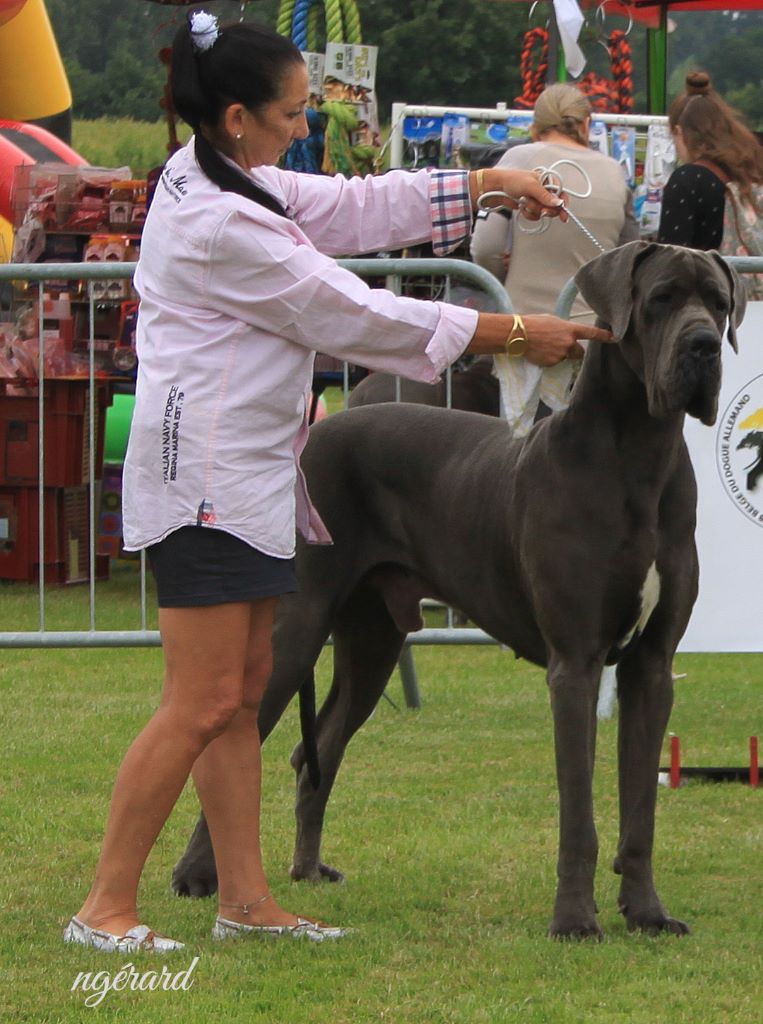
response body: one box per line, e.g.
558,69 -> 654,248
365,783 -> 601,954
46,0 -> 763,129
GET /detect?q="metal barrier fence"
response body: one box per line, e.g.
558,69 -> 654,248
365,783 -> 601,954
3,254 -> 760,709
0,257 -> 509,655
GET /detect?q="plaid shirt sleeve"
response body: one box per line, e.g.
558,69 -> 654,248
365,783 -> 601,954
429,170 -> 472,256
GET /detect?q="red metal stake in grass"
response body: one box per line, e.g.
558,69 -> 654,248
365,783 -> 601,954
670,735 -> 681,789
751,736 -> 759,789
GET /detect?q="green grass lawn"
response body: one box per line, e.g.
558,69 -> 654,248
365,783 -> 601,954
72,119 -> 192,179
0,574 -> 760,1023
69,117 -> 391,180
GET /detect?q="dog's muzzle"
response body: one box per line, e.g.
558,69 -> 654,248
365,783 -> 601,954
677,327 -> 723,425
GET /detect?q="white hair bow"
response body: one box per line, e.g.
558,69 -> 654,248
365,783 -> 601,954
190,10 -> 220,53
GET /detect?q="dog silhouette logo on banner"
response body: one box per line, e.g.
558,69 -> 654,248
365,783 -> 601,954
716,372 -> 763,528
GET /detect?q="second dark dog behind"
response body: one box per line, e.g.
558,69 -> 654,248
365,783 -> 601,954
172,242 -> 744,939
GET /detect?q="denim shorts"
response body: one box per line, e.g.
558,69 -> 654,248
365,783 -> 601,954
146,526 -> 298,608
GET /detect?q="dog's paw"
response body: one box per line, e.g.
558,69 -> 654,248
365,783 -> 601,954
316,861 -> 345,883
548,917 -> 604,941
548,903 -> 603,941
289,860 -> 346,884
619,896 -> 690,936
621,907 -> 690,936
171,859 -> 219,898
628,915 -> 690,937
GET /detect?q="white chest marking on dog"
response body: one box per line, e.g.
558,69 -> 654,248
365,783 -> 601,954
637,561 -> 662,633
596,665 -> 618,721
597,562 -> 662,721
619,561 -> 661,650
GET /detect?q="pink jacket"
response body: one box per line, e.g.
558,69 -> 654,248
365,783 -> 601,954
122,139 -> 478,557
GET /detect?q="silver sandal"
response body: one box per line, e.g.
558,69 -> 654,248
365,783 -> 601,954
63,916 -> 185,953
211,915 -> 348,943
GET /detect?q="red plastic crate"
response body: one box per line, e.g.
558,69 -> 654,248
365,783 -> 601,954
0,485 -> 109,585
0,379 -> 113,487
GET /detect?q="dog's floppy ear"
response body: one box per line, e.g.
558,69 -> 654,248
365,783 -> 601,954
574,241 -> 659,340
709,251 -> 745,353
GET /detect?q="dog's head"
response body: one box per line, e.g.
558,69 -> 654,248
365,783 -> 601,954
737,432 -> 762,451
575,241 -> 746,426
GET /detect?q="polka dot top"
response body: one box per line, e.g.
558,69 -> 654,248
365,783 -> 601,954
657,164 -> 726,250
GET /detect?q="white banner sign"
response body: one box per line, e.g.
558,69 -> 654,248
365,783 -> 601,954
680,301 -> 763,652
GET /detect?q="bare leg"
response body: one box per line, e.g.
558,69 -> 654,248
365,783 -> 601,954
75,599 -> 293,935
169,591 -> 334,899
190,600 -> 303,927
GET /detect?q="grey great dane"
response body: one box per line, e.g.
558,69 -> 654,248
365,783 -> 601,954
172,242 -> 744,938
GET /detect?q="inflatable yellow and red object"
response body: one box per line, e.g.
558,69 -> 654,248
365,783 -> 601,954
0,0 -> 80,259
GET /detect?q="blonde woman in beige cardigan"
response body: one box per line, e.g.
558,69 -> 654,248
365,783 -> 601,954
471,84 -> 638,434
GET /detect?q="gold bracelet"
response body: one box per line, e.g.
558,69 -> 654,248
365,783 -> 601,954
505,314 -> 528,357
475,168 -> 485,199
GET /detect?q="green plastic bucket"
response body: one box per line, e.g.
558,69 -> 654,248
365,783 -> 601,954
103,392 -> 135,465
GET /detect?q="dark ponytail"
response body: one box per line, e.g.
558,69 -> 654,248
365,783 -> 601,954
193,133 -> 289,217
170,16 -> 304,217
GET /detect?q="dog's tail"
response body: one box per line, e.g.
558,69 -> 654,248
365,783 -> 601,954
298,672 -> 321,790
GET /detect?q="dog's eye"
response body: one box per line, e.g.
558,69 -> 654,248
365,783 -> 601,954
715,297 -> 730,314
651,290 -> 673,305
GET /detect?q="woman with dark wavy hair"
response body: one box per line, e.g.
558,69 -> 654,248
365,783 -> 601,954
658,70 -> 763,251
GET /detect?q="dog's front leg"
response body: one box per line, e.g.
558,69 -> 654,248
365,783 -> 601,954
547,654 -> 603,940
614,644 -> 689,935
171,813 -> 218,897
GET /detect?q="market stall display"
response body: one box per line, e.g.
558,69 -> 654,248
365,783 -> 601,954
0,163 -> 149,583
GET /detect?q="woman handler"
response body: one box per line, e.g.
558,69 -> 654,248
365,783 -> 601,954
64,12 -> 610,952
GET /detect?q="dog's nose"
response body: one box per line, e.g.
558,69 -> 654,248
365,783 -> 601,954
687,329 -> 720,359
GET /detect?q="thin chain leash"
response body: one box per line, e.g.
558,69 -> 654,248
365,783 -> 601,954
528,161 -> 608,253
477,158 -> 609,254
560,207 -> 608,253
